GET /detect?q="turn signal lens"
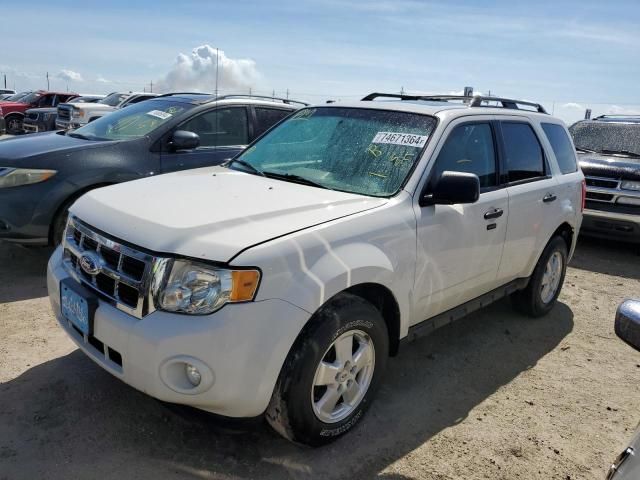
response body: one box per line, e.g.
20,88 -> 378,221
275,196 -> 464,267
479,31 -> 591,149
231,270 -> 260,301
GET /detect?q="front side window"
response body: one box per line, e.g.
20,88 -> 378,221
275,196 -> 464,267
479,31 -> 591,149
180,107 -> 248,147
541,123 -> 578,174
233,107 -> 437,197
99,93 -> 128,107
431,123 -> 497,188
501,122 -> 545,182
71,100 -> 191,140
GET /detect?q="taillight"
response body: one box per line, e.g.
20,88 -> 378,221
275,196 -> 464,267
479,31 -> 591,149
581,179 -> 586,212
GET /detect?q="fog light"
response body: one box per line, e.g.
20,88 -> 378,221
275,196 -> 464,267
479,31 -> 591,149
185,363 -> 201,386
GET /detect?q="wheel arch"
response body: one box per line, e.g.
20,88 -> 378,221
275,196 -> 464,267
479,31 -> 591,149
47,182 -> 114,244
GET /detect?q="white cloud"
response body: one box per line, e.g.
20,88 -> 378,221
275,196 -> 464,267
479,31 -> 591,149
57,69 -> 83,82
155,45 -> 260,93
95,75 -> 110,83
562,102 -> 583,110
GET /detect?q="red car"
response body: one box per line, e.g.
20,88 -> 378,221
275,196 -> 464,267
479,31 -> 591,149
0,90 -> 78,133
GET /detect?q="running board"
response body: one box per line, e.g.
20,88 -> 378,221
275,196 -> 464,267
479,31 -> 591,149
405,277 -> 530,342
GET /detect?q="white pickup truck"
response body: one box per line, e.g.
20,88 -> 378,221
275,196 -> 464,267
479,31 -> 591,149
55,91 -> 159,130
47,93 -> 584,446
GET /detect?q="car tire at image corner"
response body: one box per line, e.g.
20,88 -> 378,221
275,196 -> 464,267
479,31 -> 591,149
266,292 -> 389,446
5,115 -> 23,134
512,235 -> 569,318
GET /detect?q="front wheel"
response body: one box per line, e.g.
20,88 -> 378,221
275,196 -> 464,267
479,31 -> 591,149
5,115 -> 23,134
513,236 -> 568,317
266,292 -> 389,446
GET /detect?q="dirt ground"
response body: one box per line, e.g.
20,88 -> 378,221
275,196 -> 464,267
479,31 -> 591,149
0,237 -> 639,480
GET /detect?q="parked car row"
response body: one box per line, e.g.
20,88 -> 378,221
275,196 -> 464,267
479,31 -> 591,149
0,90 -> 160,134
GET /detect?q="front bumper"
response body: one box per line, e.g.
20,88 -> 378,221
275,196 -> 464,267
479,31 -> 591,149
55,118 -> 82,130
581,208 -> 640,243
0,116 -> 5,135
0,181 -> 57,245
47,247 -> 310,417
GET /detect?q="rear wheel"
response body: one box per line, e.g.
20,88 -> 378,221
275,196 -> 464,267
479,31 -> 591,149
513,236 -> 568,317
266,292 -> 389,446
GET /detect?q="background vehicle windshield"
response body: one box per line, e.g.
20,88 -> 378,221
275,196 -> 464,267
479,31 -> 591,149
570,122 -> 640,156
234,107 -> 437,197
72,100 -> 190,140
99,93 -> 128,106
4,91 -> 30,102
16,92 -> 42,104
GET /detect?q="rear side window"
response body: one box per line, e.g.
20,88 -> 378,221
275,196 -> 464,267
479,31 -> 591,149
541,123 -> 578,174
501,122 -> 545,182
180,107 -> 249,147
254,108 -> 291,137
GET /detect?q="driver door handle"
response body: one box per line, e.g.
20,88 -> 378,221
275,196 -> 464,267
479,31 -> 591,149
543,193 -> 557,203
484,208 -> 504,220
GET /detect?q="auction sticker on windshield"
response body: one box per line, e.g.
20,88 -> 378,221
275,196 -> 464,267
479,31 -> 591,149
146,110 -> 172,120
372,132 -> 428,148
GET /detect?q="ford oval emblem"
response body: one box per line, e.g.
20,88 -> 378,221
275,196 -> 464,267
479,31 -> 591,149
79,251 -> 102,276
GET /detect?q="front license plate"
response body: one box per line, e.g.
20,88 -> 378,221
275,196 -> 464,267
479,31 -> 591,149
60,280 -> 95,335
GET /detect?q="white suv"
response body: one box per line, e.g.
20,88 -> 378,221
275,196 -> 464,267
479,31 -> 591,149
47,93 -> 585,445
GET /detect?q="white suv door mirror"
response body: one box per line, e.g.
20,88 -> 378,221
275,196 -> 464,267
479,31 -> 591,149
421,171 -> 480,206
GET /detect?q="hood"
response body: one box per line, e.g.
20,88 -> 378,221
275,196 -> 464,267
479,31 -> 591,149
0,131 -> 115,166
65,103 -> 114,111
26,107 -> 57,114
578,152 -> 640,181
71,167 -> 388,262
0,101 -> 28,108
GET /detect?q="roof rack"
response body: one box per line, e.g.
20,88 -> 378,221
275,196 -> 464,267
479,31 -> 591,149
593,114 -> 640,119
155,92 -> 213,98
212,94 -> 309,106
361,92 -> 548,114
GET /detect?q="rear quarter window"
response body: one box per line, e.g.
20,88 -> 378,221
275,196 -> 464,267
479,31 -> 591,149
541,123 -> 578,174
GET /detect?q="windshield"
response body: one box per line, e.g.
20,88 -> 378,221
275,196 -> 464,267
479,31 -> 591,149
72,100 -> 191,141
99,92 -> 128,106
570,122 -> 640,157
14,92 -> 42,104
233,107 -> 437,197
4,91 -> 30,102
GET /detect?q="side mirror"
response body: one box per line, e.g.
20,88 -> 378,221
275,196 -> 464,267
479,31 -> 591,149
169,130 -> 200,151
420,171 -> 480,206
615,299 -> 640,351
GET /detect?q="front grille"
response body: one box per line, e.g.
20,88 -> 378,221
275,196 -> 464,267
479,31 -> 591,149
57,106 -> 71,121
585,177 -> 619,189
27,112 -> 39,120
586,191 -> 614,202
62,216 -> 169,318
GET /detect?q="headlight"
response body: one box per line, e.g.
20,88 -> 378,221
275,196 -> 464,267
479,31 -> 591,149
156,260 -> 260,315
72,109 -> 82,118
621,180 -> 640,192
0,168 -> 57,188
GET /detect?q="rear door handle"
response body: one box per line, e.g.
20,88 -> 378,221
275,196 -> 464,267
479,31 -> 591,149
543,193 -> 557,203
484,208 -> 504,220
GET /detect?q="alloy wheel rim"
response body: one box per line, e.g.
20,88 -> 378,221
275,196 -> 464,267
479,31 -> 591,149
540,251 -> 563,304
311,329 -> 375,423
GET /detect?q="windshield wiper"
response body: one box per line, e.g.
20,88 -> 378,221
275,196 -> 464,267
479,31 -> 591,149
598,149 -> 640,158
225,158 -> 265,176
67,132 -> 89,140
575,146 -> 598,153
262,171 -> 333,190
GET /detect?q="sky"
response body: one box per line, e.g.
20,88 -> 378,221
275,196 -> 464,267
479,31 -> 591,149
2,0 -> 640,123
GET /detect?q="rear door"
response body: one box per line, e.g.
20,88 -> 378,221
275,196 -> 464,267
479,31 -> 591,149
497,118 -> 562,281
160,106 -> 250,172
413,117 -> 509,321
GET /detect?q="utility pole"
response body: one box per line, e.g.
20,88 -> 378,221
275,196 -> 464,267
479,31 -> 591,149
286,88 -> 289,99
400,86 -> 405,95
150,80 -> 153,93
249,87 -> 252,97
272,89 -> 275,99
3,74 -> 6,89
46,72 -> 50,90
215,47 -> 219,97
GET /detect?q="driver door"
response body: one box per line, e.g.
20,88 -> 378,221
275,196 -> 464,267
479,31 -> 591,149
412,117 -> 509,323
160,106 -> 249,173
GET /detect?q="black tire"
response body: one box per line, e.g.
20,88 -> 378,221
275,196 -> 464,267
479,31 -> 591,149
266,292 -> 389,446
5,114 -> 23,134
512,236 -> 568,317
51,196 -> 80,246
